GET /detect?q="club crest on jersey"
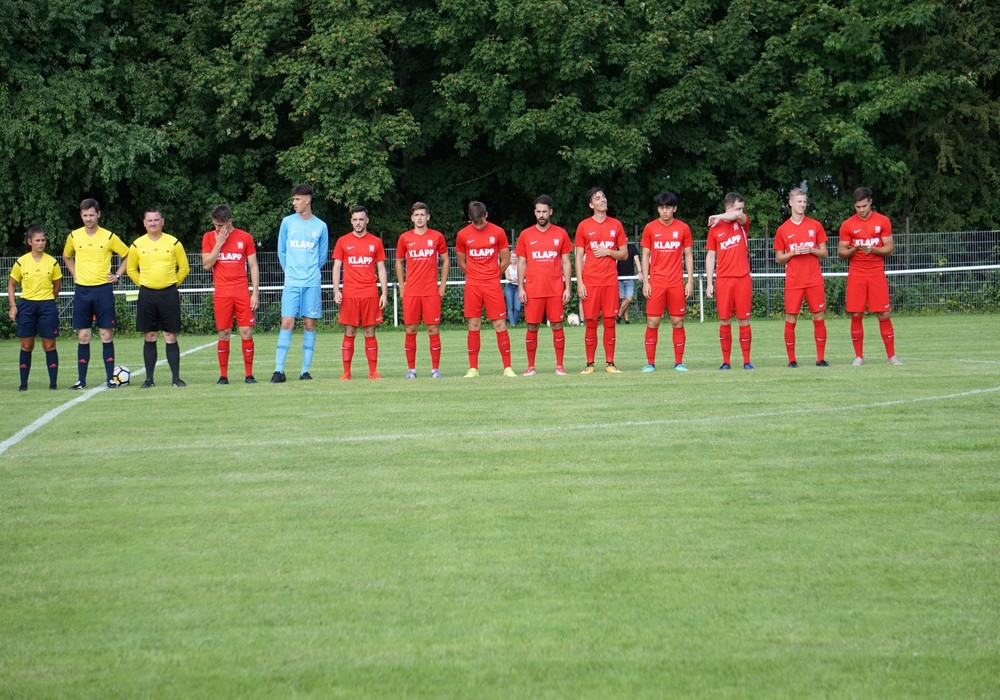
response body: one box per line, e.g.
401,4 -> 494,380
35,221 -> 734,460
874,226 -> 882,234
368,244 -> 375,253
489,236 -> 496,245
426,239 -> 433,246
553,238 -> 559,246
237,241 -> 244,249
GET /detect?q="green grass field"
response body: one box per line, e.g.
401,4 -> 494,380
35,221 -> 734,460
2,315 -> 998,698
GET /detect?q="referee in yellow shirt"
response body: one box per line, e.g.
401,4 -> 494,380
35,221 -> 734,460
126,208 -> 190,388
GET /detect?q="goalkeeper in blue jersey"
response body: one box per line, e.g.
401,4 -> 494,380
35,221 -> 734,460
271,184 -> 330,383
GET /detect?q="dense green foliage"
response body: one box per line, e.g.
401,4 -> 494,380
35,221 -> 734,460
2,0 -> 998,253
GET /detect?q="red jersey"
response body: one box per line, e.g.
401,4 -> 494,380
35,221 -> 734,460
839,211 -> 892,275
202,228 -> 256,292
333,232 -> 385,298
456,222 -> 508,287
774,217 -> 827,289
396,228 -> 448,296
706,215 -> 752,278
575,216 -> 627,286
515,224 -> 572,298
641,218 -> 693,288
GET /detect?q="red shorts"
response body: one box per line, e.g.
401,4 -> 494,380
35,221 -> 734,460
645,286 -> 687,319
402,294 -> 442,326
785,284 -> 827,315
581,284 -> 618,320
715,275 -> 752,320
846,274 -> 891,314
339,296 -> 383,327
464,284 -> 506,321
524,296 -> 565,325
214,291 -> 255,330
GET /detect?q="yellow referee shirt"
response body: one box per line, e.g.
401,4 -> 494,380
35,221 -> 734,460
63,227 -> 129,286
127,233 -> 190,289
10,252 -> 62,300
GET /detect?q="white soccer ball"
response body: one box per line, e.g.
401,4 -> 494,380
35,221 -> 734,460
111,365 -> 131,387
566,313 -> 581,326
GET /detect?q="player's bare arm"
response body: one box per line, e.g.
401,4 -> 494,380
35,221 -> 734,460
377,260 -> 388,309
438,254 -> 450,298
517,255 -> 527,304
248,253 -> 260,311
838,239 -> 857,259
574,246 -> 587,300
394,258 -> 406,299
498,247 -> 511,278
641,247 -> 652,298
332,259 -> 343,305
684,247 -> 694,298
561,254 -> 572,304
705,250 -> 717,297
456,251 -> 467,273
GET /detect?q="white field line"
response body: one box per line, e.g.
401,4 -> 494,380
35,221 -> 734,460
34,384 -> 1000,457
0,342 -> 216,457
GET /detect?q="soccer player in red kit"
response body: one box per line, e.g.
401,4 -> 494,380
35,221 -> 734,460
838,187 -> 901,365
395,202 -> 449,379
201,204 -> 260,384
574,187 -> 628,373
774,188 -> 829,368
456,201 -> 513,377
516,195 -> 573,376
332,205 -> 388,380
705,192 -> 754,370
640,191 -> 693,372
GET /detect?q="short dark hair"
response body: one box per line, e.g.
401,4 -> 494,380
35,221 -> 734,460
350,205 -> 368,217
468,201 -> 487,222
292,183 -> 313,197
144,207 -> 163,217
852,186 -> 872,203
211,204 -> 233,223
534,195 -> 553,209
80,198 -> 100,212
655,191 -> 678,208
585,187 -> 604,206
411,202 -> 429,215
25,223 -> 45,243
723,192 -> 744,209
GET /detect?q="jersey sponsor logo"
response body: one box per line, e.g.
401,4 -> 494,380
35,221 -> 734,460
289,239 -> 315,249
531,250 -> 559,260
654,240 -> 682,251
218,252 -> 244,262
591,241 -> 616,250
469,248 -> 495,257
719,234 -> 744,250
789,242 -> 814,252
854,237 -> 881,247
409,248 -> 437,259
348,255 -> 374,265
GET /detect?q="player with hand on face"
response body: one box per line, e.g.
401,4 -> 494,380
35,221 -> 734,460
8,225 -> 62,391
332,205 -> 388,380
705,192 -> 754,370
201,204 -> 260,384
516,195 -> 573,376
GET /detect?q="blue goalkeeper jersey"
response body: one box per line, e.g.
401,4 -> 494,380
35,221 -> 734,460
277,213 -> 329,286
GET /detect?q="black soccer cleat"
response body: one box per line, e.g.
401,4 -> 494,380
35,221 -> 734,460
70,380 -> 86,390
245,375 -> 257,384
172,378 -> 187,388
140,379 -> 155,389
299,372 -> 313,381
217,376 -> 229,385
270,371 -> 286,383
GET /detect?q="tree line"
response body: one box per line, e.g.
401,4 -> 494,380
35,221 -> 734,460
1,0 -> 997,255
